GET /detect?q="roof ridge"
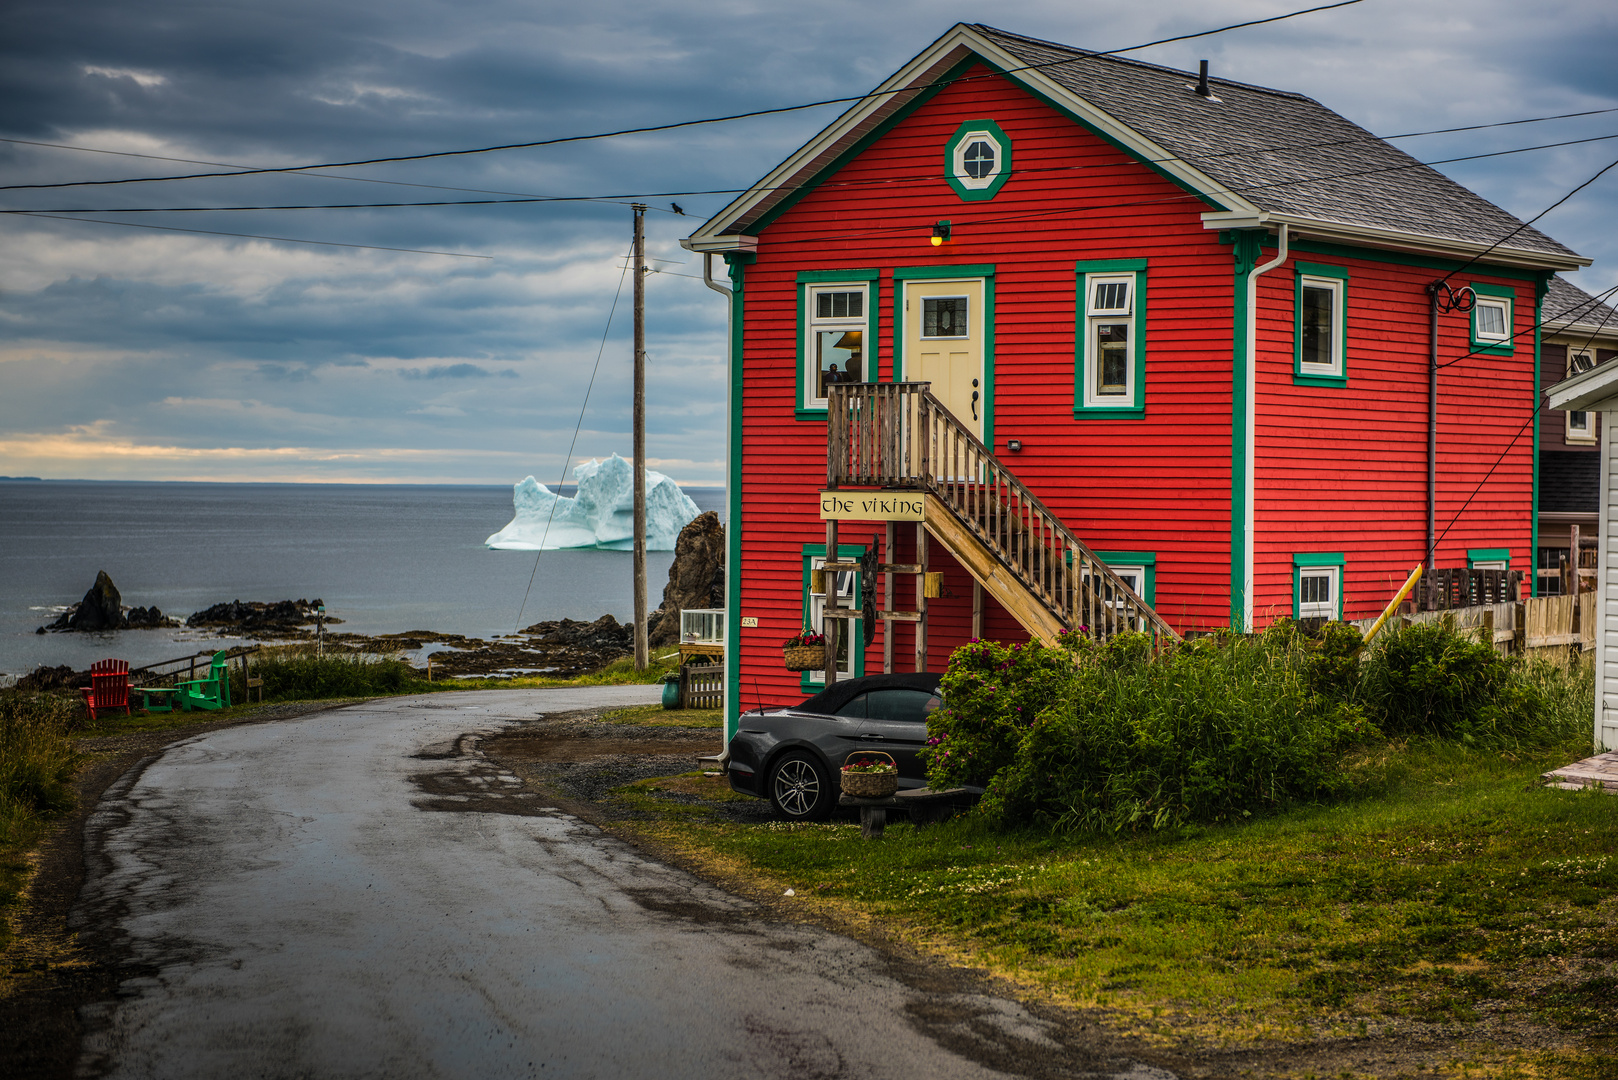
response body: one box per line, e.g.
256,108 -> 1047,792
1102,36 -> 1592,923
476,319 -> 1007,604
970,23 -> 1317,103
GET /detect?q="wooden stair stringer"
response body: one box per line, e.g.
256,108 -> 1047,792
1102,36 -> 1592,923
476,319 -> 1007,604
922,494 -> 1067,647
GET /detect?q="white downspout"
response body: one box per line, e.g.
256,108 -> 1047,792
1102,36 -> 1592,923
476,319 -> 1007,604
1242,223 -> 1288,631
703,252 -> 734,766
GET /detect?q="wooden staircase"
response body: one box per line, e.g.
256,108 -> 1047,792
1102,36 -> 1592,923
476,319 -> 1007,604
826,382 -> 1178,645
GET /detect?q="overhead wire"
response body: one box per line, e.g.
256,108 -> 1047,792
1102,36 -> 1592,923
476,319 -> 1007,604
514,244 -> 635,631
0,0 -> 1370,193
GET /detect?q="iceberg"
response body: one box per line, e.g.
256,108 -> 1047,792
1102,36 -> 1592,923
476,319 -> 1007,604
485,453 -> 702,551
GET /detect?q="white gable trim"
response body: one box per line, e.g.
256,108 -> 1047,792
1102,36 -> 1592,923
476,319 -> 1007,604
682,23 -> 1261,249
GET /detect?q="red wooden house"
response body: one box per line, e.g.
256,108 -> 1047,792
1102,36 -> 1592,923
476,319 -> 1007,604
681,23 -> 1590,735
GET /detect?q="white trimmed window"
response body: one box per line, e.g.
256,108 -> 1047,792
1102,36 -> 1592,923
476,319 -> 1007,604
1297,566 -> 1338,619
950,130 -> 1005,192
1473,296 -> 1511,344
806,555 -> 857,682
1082,273 -> 1135,406
804,284 -> 867,408
1568,351 -> 1596,443
1297,275 -> 1345,376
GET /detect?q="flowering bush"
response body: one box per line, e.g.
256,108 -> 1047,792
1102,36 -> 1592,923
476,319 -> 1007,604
841,755 -> 896,775
783,631 -> 826,648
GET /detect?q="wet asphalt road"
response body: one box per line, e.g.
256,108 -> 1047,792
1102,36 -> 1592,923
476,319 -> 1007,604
72,688 -> 1175,1080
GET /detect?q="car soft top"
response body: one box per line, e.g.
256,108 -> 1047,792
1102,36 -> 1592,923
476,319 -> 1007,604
792,672 -> 942,715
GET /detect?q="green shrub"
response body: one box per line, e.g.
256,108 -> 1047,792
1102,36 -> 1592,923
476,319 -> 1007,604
1360,620 -> 1549,747
0,692 -> 80,837
250,652 -> 421,700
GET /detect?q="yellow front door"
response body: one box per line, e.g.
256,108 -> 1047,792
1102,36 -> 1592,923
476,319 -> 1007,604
904,278 -> 986,443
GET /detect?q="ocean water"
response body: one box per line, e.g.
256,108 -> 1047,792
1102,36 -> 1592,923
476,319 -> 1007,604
0,480 -> 725,679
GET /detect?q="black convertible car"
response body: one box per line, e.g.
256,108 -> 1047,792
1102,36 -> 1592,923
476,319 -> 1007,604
725,672 -> 944,821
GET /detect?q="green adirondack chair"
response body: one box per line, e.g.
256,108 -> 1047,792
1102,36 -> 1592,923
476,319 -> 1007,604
172,651 -> 232,711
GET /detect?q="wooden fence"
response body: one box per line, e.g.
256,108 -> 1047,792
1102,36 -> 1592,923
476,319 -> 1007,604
1349,594 -> 1594,654
680,662 -> 724,710
129,645 -> 261,688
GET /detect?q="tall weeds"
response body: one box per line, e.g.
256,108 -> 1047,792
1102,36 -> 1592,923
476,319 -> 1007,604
249,650 -> 421,700
0,692 -> 81,844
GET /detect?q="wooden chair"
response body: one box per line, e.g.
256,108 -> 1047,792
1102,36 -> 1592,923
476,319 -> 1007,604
172,651 -> 232,711
80,659 -> 133,722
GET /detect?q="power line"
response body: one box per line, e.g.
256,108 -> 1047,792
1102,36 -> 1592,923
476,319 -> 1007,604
1438,279 -> 1618,370
8,211 -> 491,258
1439,151 -> 1618,283
16,131 -> 1616,221
0,1 -> 1368,193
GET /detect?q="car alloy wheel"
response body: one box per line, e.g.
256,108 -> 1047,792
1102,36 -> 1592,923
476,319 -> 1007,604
769,752 -> 833,821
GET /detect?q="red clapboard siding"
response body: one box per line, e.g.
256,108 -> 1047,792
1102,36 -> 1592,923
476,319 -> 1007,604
1251,256 -> 1539,620
733,66 -> 1234,702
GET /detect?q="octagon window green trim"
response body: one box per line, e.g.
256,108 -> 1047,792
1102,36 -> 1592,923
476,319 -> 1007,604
945,119 -> 1011,202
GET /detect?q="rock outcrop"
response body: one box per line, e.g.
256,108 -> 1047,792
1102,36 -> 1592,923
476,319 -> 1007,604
40,570 -> 177,632
185,599 -> 328,634
648,511 -> 725,647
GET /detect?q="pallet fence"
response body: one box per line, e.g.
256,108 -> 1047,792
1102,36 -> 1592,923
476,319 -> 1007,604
1349,594 -> 1594,655
680,662 -> 724,710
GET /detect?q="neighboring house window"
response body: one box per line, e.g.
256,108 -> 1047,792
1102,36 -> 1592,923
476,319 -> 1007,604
1294,263 -> 1349,384
1087,552 -> 1156,631
797,270 -> 878,416
1469,283 -> 1516,355
1292,553 -> 1344,620
802,546 -> 864,687
1074,259 -> 1148,417
1568,351 -> 1596,443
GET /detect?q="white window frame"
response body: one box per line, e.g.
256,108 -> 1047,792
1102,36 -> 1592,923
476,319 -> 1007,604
1470,561 -> 1507,572
1568,351 -> 1596,443
1297,566 -> 1339,619
950,130 -> 1004,192
1081,272 -> 1136,409
803,283 -> 870,410
806,555 -> 857,683
1472,295 -> 1511,344
1297,274 -> 1346,377
920,294 -> 970,340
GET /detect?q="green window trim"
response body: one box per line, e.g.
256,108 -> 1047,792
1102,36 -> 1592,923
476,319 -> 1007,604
893,265 -> 996,449
1292,552 -> 1345,621
1468,282 -> 1516,357
800,543 -> 868,691
1466,548 -> 1511,569
795,269 -> 881,420
1293,261 -> 1350,387
1074,258 -> 1148,419
1095,551 -> 1156,605
944,119 -> 1012,202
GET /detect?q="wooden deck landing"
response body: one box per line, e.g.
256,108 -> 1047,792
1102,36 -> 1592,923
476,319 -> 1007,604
1542,750 -> 1618,793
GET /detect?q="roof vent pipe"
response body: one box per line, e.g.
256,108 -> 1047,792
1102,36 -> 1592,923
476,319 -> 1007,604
1196,60 -> 1211,98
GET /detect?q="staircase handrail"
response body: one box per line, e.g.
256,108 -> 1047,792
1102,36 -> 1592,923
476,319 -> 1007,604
827,382 -> 1179,642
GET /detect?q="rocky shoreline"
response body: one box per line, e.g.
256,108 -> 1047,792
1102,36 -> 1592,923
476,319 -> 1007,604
12,511 -> 728,691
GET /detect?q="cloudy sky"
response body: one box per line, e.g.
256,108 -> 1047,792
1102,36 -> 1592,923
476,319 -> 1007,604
3,0 -> 1615,486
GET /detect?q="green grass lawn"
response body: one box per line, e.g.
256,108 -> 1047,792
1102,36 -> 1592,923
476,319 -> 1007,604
624,737 -> 1617,1075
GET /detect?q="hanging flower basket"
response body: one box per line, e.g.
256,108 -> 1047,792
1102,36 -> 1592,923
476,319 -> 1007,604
782,631 -> 826,671
840,752 -> 899,798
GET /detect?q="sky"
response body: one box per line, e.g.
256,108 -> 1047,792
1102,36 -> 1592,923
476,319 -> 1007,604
2,0 -> 1616,487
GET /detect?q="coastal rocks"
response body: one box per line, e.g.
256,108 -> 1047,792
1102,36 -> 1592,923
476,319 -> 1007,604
649,511 -> 725,647
185,599 -> 330,635
520,614 -> 634,652
38,570 -> 179,632
14,664 -> 84,691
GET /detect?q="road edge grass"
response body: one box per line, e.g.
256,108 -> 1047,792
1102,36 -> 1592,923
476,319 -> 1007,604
600,739 -> 1618,1079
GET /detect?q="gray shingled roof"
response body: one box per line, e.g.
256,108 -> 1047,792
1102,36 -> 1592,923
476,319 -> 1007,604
974,25 -> 1580,261
1544,274 -> 1618,327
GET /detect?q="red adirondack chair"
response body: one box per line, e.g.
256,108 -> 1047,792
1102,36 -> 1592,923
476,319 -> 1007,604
80,659 -> 132,722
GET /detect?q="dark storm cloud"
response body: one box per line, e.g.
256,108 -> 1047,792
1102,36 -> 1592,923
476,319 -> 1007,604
2,0 -> 1615,482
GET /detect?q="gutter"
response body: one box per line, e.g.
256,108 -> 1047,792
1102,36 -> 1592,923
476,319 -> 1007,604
1238,223 -> 1289,631
702,252 -> 735,769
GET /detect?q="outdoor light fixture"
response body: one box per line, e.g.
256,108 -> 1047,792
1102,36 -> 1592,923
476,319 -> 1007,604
1006,439 -> 1023,453
931,220 -> 952,246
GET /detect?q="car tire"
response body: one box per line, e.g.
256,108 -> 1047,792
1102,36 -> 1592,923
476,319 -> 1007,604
768,751 -> 835,822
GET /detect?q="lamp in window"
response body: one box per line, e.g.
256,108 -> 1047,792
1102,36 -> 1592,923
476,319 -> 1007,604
931,220 -> 952,247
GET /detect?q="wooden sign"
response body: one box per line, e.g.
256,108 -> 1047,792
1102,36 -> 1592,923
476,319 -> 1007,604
818,491 -> 926,521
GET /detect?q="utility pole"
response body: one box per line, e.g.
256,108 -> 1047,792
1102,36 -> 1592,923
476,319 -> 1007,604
632,204 -> 649,671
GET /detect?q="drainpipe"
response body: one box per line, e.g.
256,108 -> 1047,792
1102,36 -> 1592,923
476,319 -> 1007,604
1425,282 -> 1439,578
1240,222 -> 1289,631
703,252 -> 734,767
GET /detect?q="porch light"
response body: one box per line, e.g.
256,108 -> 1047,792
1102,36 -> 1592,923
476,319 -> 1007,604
931,220 -> 952,246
